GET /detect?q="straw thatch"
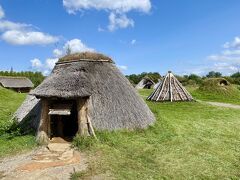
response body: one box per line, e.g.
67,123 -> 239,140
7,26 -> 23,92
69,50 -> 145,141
13,95 -> 41,130
147,71 -> 193,102
58,52 -> 113,62
26,52 -> 155,130
135,76 -> 155,89
0,76 -> 33,88
153,79 -> 162,89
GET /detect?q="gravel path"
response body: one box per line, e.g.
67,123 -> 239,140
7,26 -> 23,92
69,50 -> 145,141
204,101 -> 240,109
0,144 -> 88,180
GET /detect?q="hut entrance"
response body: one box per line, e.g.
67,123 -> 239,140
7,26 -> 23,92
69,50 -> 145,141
49,100 -> 78,140
144,81 -> 153,89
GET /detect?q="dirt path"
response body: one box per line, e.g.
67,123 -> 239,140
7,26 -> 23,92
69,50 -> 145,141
0,142 -> 87,180
204,101 -> 240,109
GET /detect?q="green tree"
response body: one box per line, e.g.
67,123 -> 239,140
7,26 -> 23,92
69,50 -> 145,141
206,71 -> 222,78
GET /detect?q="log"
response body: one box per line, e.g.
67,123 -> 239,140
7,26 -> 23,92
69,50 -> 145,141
36,99 -> 49,144
77,98 -> 90,136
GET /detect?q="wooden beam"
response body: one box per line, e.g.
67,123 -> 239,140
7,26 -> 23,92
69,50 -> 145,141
36,99 -> 49,144
77,98 -> 90,136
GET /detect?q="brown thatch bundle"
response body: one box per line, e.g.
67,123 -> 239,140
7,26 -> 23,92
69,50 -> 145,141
22,52 -> 155,131
147,71 -> 193,102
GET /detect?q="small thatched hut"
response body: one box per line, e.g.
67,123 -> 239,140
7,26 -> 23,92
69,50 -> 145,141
0,76 -> 33,93
147,71 -> 193,102
21,52 -> 155,144
153,79 -> 162,89
135,76 -> 155,89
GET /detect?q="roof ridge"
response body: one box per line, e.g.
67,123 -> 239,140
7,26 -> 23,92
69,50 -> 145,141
0,76 -> 29,79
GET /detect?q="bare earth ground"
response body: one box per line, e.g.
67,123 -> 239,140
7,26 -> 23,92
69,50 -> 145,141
0,142 -> 88,180
205,101 -> 240,109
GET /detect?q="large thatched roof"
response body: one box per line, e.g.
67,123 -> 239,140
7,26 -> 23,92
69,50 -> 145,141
0,76 -> 34,88
147,71 -> 193,102
29,52 -> 155,130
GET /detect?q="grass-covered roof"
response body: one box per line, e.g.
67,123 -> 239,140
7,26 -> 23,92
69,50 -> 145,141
58,52 -> 113,63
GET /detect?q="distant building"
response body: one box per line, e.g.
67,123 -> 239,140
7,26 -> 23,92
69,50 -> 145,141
0,76 -> 34,93
135,76 -> 155,89
147,71 -> 193,102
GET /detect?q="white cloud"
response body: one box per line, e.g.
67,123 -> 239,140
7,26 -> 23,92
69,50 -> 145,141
1,30 -> 59,45
52,38 -> 94,58
53,48 -> 64,58
63,39 -> 94,53
207,55 -> 240,62
0,5 -> 4,19
108,12 -> 134,31
31,38 -> 94,75
222,49 -> 240,56
31,58 -> 58,75
131,39 -> 136,45
117,65 -> 128,71
97,27 -> 105,32
63,0 -> 151,14
223,37 -> 240,49
63,0 -> 151,31
45,58 -> 58,70
202,36 -> 240,75
0,5 -> 59,45
0,20 -> 31,32
31,58 -> 42,69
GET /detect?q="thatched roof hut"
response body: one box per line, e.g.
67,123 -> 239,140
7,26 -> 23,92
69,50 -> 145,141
135,76 -> 155,89
153,79 -> 162,89
19,52 -> 155,144
0,76 -> 33,92
147,71 -> 193,102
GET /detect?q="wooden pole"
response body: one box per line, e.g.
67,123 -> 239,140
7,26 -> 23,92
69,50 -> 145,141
37,99 -> 49,144
77,98 -> 90,136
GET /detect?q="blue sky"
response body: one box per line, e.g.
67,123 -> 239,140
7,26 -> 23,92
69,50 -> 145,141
0,0 -> 240,76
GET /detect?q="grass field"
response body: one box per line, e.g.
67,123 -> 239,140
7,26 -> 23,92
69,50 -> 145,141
139,86 -> 240,105
1,86 -> 240,178
186,85 -> 240,105
72,89 -> 240,179
0,87 -> 36,158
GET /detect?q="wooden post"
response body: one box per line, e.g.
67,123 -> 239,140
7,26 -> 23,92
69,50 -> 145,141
36,99 -> 49,144
77,98 -> 90,136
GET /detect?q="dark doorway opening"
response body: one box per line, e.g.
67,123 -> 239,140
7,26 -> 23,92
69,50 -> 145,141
49,100 -> 78,140
144,82 -> 153,89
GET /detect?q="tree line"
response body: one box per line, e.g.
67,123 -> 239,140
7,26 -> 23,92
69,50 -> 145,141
0,71 -> 45,87
1,70 -> 240,88
126,72 -> 161,85
126,71 -> 240,86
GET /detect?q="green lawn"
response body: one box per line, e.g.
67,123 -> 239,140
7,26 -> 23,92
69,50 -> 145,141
0,87 -> 36,158
73,90 -> 240,179
139,86 -> 240,105
1,86 -> 240,178
187,85 -> 240,105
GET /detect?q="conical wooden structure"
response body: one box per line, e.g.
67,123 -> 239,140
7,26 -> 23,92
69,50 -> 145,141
147,71 -> 193,102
